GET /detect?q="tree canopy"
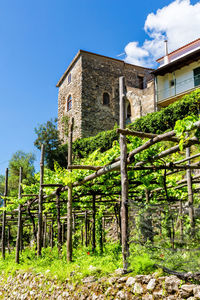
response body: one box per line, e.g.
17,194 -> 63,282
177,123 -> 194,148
34,118 -> 67,170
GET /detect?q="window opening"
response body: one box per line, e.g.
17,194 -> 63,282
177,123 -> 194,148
194,67 -> 200,87
67,95 -> 72,111
138,76 -> 144,89
68,73 -> 71,84
103,92 -> 110,105
126,103 -> 131,124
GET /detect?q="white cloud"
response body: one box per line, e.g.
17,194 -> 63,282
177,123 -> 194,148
124,0 -> 200,67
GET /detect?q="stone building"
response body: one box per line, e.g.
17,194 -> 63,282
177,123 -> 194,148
56,50 -> 155,141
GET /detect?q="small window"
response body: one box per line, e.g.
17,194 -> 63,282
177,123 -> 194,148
170,79 -> 175,87
138,76 -> 144,89
103,92 -> 110,105
66,95 -> 72,111
68,73 -> 71,84
194,67 -> 200,87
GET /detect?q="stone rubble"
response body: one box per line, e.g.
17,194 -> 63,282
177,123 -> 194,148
0,271 -> 200,299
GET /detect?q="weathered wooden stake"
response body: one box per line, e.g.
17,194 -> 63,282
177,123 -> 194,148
56,191 -> 61,252
43,214 -> 47,248
92,194 -> 96,252
50,220 -> 54,248
99,217 -> 103,254
119,76 -> 129,272
85,210 -> 88,247
61,223 -> 65,244
186,137 -> 195,235
16,167 -> 23,263
67,118 -> 74,262
2,168 -> 8,260
7,225 -> 10,254
179,199 -> 184,243
37,144 -> 44,257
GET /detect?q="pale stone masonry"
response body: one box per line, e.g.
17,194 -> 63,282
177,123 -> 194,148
57,50 -> 155,141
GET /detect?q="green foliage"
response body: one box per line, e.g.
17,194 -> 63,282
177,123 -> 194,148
0,175 -> 4,195
64,89 -> 200,160
174,115 -> 199,150
8,151 -> 36,195
34,118 -> 68,170
72,129 -> 119,159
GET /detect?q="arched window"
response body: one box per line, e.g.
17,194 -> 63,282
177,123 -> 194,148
103,92 -> 110,106
66,95 -> 72,111
126,102 -> 131,124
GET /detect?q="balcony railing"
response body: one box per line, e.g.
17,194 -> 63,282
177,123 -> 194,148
157,74 -> 200,103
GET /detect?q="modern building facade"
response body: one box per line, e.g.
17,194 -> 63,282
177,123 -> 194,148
153,38 -> 200,108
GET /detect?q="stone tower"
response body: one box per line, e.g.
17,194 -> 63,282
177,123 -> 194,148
57,50 -> 154,141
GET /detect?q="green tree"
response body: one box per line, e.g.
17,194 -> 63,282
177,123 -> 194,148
0,175 -> 4,195
8,151 -> 36,194
34,118 -> 67,170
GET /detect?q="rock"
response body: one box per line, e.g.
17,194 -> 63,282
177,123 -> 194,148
142,295 -> 153,300
82,276 -> 96,283
126,277 -> 135,287
105,287 -> 113,296
108,277 -> 117,285
165,275 -> 181,293
180,284 -> 196,298
92,294 -> 98,300
115,268 -> 124,276
146,278 -> 156,291
194,286 -> 200,299
153,290 -> 163,300
62,291 -> 70,297
116,291 -> 126,299
166,296 -> 178,300
133,282 -> 143,295
135,274 -> 151,284
117,276 -> 128,283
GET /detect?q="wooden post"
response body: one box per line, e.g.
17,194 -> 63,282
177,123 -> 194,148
119,76 -> 129,272
99,217 -> 103,254
62,223 -> 65,244
43,214 -> 47,248
37,144 -> 44,257
20,221 -> 23,252
186,137 -> 195,235
81,225 -> 84,246
67,118 -> 74,262
72,213 -> 75,233
102,216 -> 106,243
179,199 -> 183,243
16,167 -> 23,263
50,219 -> 54,249
85,210 -> 88,247
92,194 -> 96,252
56,191 -> 61,251
7,225 -> 10,254
2,168 -> 8,260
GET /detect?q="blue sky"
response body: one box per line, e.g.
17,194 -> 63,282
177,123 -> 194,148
0,0 -> 199,175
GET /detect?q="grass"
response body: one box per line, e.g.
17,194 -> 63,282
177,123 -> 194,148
0,243 -> 122,283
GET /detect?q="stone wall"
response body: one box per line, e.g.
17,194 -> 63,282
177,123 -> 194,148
57,56 -> 82,142
81,52 -> 153,138
126,80 -> 155,122
57,50 -> 154,140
